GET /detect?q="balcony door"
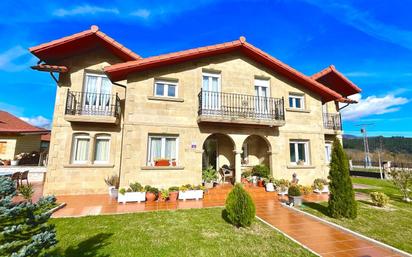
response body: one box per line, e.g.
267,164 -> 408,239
83,73 -> 112,115
254,79 -> 270,118
202,73 -> 221,112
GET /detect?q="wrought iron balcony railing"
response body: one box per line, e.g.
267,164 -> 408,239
65,89 -> 121,117
198,90 -> 285,123
323,113 -> 342,130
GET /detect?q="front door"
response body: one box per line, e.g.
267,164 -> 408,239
83,73 -> 112,115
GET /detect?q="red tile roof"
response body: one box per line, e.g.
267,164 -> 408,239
41,133 -> 51,141
311,65 -> 361,97
29,25 -> 140,63
104,37 -> 343,102
0,111 -> 49,134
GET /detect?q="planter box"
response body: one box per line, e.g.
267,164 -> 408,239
11,160 -> 19,166
278,187 -> 288,196
118,192 -> 146,204
108,186 -> 118,198
178,190 -> 203,200
265,183 -> 275,192
288,196 -> 302,206
155,160 -> 170,166
313,185 -> 329,194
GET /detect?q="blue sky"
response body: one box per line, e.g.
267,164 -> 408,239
0,0 -> 411,137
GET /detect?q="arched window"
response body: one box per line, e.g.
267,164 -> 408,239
94,134 -> 111,164
71,133 -> 90,164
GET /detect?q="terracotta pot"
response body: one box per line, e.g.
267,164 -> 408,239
3,160 -> 10,166
169,191 -> 178,202
146,192 -> 156,202
155,160 -> 170,166
258,180 -> 264,187
171,161 -> 177,166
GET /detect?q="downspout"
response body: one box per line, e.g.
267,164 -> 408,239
112,82 -> 127,186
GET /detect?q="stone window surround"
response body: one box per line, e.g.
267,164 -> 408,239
288,139 -> 311,166
147,134 -> 179,167
69,132 -> 113,167
288,92 -> 307,111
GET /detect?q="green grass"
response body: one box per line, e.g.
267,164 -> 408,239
301,177 -> 412,253
49,208 -> 315,257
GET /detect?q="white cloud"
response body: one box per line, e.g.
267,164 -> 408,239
301,0 -> 412,50
53,5 -> 119,17
131,9 -> 151,19
341,93 -> 409,121
20,116 -> 51,129
344,71 -> 377,78
0,46 -> 34,72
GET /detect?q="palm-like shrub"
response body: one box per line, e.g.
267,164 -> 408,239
19,183 -> 34,202
225,184 -> 256,227
327,138 -> 357,219
202,166 -> 218,183
252,165 -> 270,178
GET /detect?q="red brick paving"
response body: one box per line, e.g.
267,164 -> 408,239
37,184 -> 402,257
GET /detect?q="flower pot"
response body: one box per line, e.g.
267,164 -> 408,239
313,185 -> 329,194
257,180 -> 264,187
278,187 -> 288,196
108,186 -> 118,198
169,191 -> 178,202
178,190 -> 204,201
204,182 -> 214,189
118,192 -> 146,204
11,160 -> 19,166
155,160 -> 170,166
146,192 -> 156,202
265,183 -> 275,192
3,160 -> 10,166
288,195 -> 302,206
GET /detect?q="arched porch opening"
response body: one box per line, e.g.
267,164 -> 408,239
241,135 -> 271,174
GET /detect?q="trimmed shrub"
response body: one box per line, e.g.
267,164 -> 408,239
327,138 -> 357,219
288,185 -> 302,196
252,165 -> 270,178
225,184 -> 256,227
370,192 -> 389,207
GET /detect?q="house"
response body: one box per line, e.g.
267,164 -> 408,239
29,25 -> 360,195
0,110 -> 50,164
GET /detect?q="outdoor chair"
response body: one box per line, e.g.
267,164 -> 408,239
11,172 -> 21,188
219,165 -> 234,184
20,170 -> 29,185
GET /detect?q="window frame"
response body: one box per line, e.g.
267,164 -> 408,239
0,141 -> 6,154
325,142 -> 332,164
289,140 -> 310,165
71,133 -> 91,164
288,93 -> 305,109
93,134 -> 111,164
147,135 -> 179,166
154,80 -> 178,98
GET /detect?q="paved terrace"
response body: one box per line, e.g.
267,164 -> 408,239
22,183 -> 401,257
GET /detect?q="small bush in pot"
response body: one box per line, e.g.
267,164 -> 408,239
129,182 -> 144,192
159,189 -> 169,201
202,166 -> 218,188
225,184 -> 256,228
264,176 -> 275,192
370,192 -> 389,207
298,185 -> 312,195
288,185 -> 302,206
275,179 -> 290,195
104,175 -> 120,198
145,185 -> 159,202
252,164 -> 270,179
168,186 -> 179,202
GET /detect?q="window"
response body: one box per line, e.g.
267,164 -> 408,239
148,135 -> 178,166
289,140 -> 310,165
154,80 -> 178,97
255,79 -> 270,115
83,73 -> 112,111
202,73 -> 221,110
71,134 -> 90,164
325,142 -> 332,163
94,134 -> 111,164
0,142 -> 6,154
289,94 -> 304,109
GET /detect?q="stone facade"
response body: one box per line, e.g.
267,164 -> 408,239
43,47 -> 341,195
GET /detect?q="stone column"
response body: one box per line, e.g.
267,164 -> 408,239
234,150 -> 242,183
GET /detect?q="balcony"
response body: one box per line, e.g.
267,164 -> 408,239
323,113 -> 342,131
197,90 -> 285,126
64,90 -> 121,124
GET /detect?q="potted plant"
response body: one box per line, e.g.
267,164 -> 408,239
118,182 -> 146,204
276,179 -> 290,195
178,184 -> 205,200
241,170 -> 252,185
168,186 -> 179,202
288,185 -> 302,206
313,178 -> 329,194
264,176 -> 275,192
144,185 -> 159,202
202,166 -> 217,189
104,174 -> 120,198
11,154 -> 21,166
158,189 -> 169,201
2,159 -> 11,166
252,164 -> 270,187
154,158 -> 170,166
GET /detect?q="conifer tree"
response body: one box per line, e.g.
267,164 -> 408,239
0,176 -> 57,256
328,138 -> 357,219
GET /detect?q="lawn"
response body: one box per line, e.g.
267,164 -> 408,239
300,177 -> 412,254
49,208 -> 315,257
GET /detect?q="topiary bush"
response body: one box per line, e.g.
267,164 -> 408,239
252,165 -> 270,178
327,138 -> 357,219
370,192 -> 389,207
288,185 -> 302,196
225,183 -> 256,227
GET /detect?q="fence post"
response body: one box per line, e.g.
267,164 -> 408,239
349,160 -> 353,170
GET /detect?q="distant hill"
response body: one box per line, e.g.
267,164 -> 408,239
343,134 -> 359,139
343,136 -> 412,154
